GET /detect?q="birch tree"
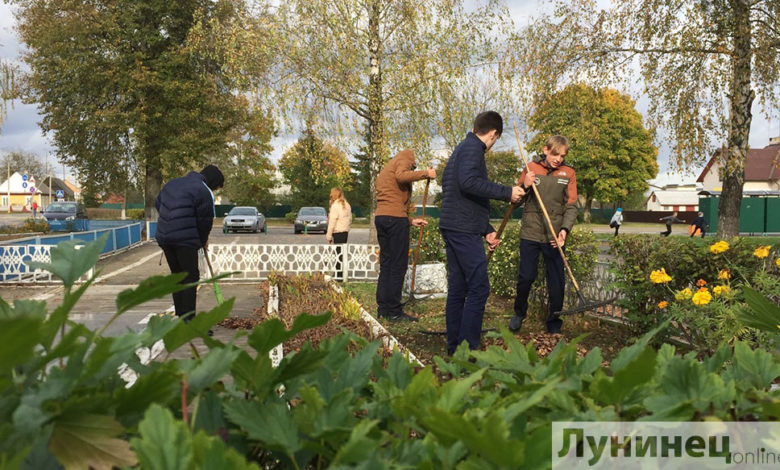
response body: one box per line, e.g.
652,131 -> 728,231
509,0 -> 780,237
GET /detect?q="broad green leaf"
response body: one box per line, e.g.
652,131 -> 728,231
131,404 -> 192,470
115,273 -> 187,314
611,321 -> 667,373
185,346 -> 242,393
40,277 -> 95,350
223,401 -> 302,454
115,365 -> 180,421
27,236 -> 107,288
49,413 -> 137,469
0,298 -> 47,320
437,369 -> 485,412
0,316 -> 45,373
246,312 -> 331,356
192,430 -> 259,470
737,287 -> 780,332
191,391 -> 226,436
162,299 -> 234,352
331,419 -> 380,465
503,379 -> 562,421
644,355 -> 734,417
726,341 -> 780,390
590,346 -> 656,405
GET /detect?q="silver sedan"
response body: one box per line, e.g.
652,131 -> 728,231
222,206 -> 266,233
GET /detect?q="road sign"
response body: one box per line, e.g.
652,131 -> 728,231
29,187 -> 35,193
22,174 -> 27,181
56,190 -> 64,198
22,182 -> 27,189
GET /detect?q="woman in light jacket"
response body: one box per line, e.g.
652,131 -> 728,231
326,187 -> 352,244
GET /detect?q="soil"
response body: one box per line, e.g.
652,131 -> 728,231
343,283 -> 634,365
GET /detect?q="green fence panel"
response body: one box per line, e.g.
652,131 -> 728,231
699,197 -> 719,233
265,205 -> 292,218
766,198 -> 780,233
739,197 -> 765,233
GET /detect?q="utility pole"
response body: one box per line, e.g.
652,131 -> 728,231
6,161 -> 10,214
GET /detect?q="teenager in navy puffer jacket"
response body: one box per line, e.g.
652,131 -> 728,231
155,165 -> 223,323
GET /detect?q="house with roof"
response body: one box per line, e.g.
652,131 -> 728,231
646,183 -> 701,212
0,172 -> 45,212
697,137 -> 780,195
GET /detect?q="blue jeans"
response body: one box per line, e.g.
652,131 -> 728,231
513,239 -> 565,332
441,229 -> 490,354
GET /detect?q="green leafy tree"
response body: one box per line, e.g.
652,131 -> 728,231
345,144 -> 372,216
11,0 -> 253,218
278,128 -> 352,210
0,151 -> 46,180
203,0 -> 512,241
509,0 -> 780,237
527,84 -> 658,221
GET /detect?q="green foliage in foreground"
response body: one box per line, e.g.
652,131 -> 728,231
2,237 -> 780,468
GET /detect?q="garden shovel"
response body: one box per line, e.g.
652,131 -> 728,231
203,247 -> 224,305
510,122 -> 615,317
403,177 -> 434,306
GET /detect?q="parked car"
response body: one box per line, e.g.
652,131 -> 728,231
294,206 -> 328,234
43,201 -> 89,231
223,206 -> 266,233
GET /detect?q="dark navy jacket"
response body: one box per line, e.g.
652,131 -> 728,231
439,132 -> 513,235
155,171 -> 215,248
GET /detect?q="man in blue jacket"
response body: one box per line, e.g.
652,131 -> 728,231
155,164 -> 224,323
439,111 -> 524,354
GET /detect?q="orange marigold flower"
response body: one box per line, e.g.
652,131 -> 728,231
658,301 -> 668,309
696,279 -> 707,287
718,269 -> 730,280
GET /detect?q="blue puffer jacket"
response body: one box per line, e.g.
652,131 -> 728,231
155,171 -> 215,248
439,132 -> 513,235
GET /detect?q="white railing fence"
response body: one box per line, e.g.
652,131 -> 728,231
201,243 -> 380,281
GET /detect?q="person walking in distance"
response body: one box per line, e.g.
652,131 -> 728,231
31,200 -> 38,219
439,111 -> 524,354
509,135 -> 578,335
689,211 -> 707,238
326,187 -> 352,280
609,208 -> 623,237
659,211 -> 684,237
375,150 -> 435,321
155,164 -> 224,328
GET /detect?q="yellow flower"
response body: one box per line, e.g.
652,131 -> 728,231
649,268 -> 672,284
718,269 -> 730,280
692,289 -> 712,306
709,241 -> 730,254
777,258 -> 780,269
657,301 -> 668,309
675,288 -> 693,301
753,245 -> 771,259
712,285 -> 731,297
696,279 -> 707,287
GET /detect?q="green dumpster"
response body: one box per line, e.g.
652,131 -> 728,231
766,198 -> 780,233
739,197 -> 765,234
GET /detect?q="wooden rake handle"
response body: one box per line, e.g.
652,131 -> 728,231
511,122 -> 583,294
409,178 -> 431,295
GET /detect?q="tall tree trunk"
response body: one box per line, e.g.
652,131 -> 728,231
583,197 -> 592,223
719,0 -> 754,238
367,0 -> 385,244
144,159 -> 162,221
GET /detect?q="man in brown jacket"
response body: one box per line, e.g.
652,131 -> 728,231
375,149 -> 435,321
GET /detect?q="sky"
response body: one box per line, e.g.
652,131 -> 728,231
0,1 -> 778,184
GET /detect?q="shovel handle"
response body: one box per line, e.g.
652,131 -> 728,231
511,122 -> 583,294
409,178 -> 431,295
486,203 -> 515,262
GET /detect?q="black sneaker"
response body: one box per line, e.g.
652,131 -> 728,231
388,312 -> 419,322
207,329 -> 214,337
508,315 -> 524,332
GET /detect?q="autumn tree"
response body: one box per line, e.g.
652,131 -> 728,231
0,151 -> 46,180
509,0 -> 780,237
278,128 -> 352,211
527,84 -> 658,221
11,0 -> 257,218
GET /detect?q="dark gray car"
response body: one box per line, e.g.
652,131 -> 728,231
43,202 -> 88,231
294,206 -> 327,234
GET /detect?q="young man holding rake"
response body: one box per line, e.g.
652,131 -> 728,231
509,135 -> 577,335
439,111 -> 524,354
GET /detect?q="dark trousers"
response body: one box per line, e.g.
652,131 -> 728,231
375,216 -> 409,317
514,239 -> 565,332
441,229 -> 490,354
333,232 -> 348,279
161,245 -> 200,320
660,224 -> 672,236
